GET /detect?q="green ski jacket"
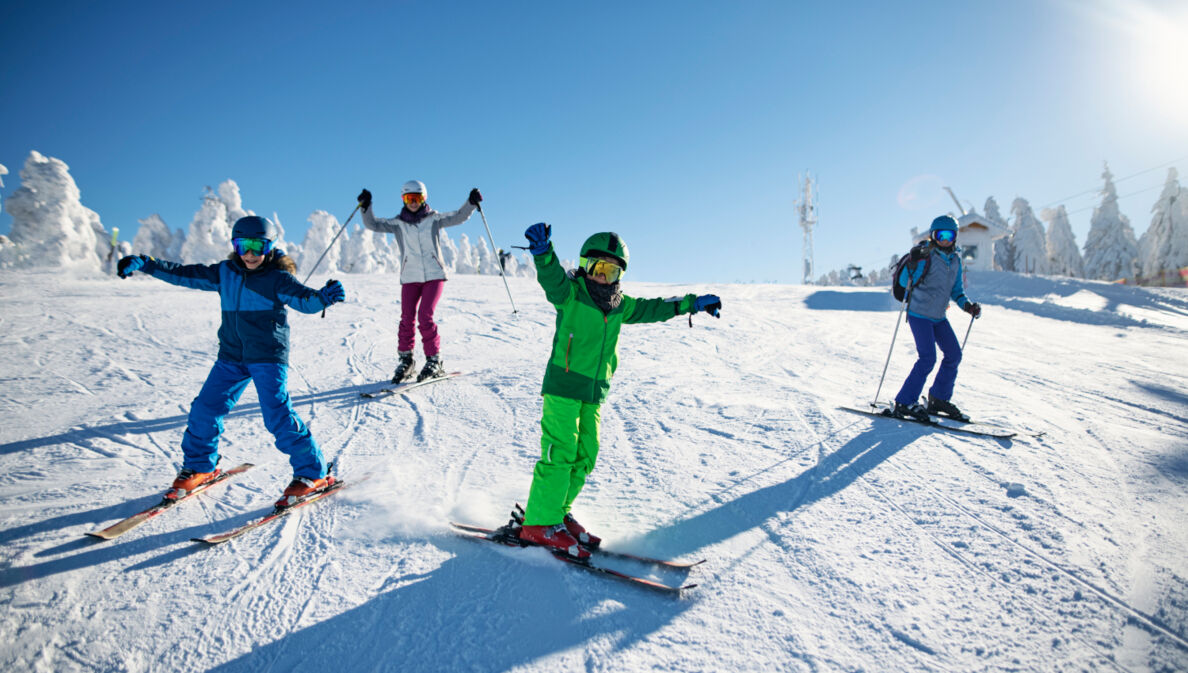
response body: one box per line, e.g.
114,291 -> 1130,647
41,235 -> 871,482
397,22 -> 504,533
534,245 -> 698,404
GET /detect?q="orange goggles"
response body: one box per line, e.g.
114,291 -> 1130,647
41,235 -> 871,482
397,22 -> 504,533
582,257 -> 624,282
402,193 -> 425,206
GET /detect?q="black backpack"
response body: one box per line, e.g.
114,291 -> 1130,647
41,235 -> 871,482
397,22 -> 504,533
891,243 -> 932,302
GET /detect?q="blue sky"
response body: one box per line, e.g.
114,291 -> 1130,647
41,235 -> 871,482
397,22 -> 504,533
2,0 -> 1186,283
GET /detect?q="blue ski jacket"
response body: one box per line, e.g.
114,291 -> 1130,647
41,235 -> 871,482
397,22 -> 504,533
139,254 -> 331,364
899,246 -> 972,322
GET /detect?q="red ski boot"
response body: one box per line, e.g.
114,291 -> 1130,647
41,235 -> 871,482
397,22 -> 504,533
563,513 -> 601,548
275,475 -> 336,509
519,524 -> 590,559
165,468 -> 221,501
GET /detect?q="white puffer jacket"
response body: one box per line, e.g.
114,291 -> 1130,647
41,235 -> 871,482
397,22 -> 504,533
362,199 -> 477,284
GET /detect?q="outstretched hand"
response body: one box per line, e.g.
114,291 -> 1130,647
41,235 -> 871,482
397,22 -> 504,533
694,294 -> 722,318
319,279 -> 345,306
468,188 -> 483,206
357,188 -> 372,211
117,255 -> 145,279
524,223 -> 552,256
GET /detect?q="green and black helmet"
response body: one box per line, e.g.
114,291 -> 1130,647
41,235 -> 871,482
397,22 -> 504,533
579,232 -> 629,271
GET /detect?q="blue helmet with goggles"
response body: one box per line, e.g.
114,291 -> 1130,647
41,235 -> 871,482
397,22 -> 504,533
231,216 -> 277,256
929,215 -> 958,244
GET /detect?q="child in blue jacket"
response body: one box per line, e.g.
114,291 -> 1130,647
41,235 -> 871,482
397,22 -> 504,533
117,216 -> 346,508
891,215 -> 982,422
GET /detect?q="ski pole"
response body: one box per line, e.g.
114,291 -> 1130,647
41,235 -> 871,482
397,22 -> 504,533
302,204 -> 359,285
871,277 -> 913,409
961,312 -> 975,351
476,203 -> 518,314
302,203 -> 359,318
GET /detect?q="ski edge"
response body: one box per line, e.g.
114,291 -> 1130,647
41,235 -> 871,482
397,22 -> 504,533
86,463 -> 256,540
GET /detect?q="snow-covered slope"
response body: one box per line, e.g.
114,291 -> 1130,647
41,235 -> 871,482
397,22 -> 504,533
1,269 -> 1185,672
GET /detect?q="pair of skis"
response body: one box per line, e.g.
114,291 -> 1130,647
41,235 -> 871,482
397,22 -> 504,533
359,371 -> 463,399
838,403 -> 1042,439
451,505 -> 703,594
86,464 -> 350,544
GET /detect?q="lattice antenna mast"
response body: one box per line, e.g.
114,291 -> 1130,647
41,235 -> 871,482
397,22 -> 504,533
795,172 -> 818,284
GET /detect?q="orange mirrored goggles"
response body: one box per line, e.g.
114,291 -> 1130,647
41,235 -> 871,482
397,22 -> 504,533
402,193 -> 425,205
582,257 -> 624,282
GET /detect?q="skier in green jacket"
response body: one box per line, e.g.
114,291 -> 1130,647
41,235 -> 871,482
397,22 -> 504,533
516,223 -> 722,559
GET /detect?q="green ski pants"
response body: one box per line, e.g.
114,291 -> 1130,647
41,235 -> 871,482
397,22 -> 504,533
522,394 -> 601,526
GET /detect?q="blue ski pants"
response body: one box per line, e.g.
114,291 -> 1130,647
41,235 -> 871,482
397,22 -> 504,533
895,315 -> 962,406
180,360 -> 326,479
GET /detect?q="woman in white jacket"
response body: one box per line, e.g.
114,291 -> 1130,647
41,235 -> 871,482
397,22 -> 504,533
357,180 -> 482,383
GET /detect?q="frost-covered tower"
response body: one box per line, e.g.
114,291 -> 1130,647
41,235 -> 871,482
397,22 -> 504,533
796,173 -> 818,284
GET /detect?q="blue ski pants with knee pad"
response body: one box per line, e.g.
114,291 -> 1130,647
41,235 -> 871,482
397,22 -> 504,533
181,360 -> 326,479
895,315 -> 962,406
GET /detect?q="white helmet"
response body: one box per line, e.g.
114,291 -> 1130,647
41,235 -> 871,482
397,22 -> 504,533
401,180 -> 427,197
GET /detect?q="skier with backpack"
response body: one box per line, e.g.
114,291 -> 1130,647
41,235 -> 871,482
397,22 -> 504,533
890,215 -> 982,422
356,181 -> 482,384
116,216 -> 345,508
510,224 -> 723,559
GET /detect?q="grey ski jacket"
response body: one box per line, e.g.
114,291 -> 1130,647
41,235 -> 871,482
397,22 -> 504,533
361,199 -> 477,284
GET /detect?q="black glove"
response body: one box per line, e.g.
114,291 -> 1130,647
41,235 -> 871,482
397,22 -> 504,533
468,188 -> 483,206
909,242 -> 930,262
357,188 -> 372,211
963,301 -> 981,318
117,255 -> 145,279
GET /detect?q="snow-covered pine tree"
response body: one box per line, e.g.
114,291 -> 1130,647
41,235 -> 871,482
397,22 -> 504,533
1010,198 -> 1048,274
2,151 -> 105,271
180,191 -> 233,264
1137,168 -> 1186,283
340,223 -> 377,274
1042,206 -> 1084,278
301,210 -> 343,275
454,233 -> 477,274
133,214 -> 180,259
1082,163 -> 1139,281
985,197 -> 1015,271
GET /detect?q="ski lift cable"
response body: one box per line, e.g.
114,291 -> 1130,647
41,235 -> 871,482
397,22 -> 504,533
1038,154 -> 1188,209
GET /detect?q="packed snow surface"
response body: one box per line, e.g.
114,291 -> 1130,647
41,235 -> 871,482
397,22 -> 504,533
1,269 -> 1186,672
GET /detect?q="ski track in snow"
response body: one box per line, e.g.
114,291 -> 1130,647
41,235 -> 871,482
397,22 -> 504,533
0,270 -> 1185,672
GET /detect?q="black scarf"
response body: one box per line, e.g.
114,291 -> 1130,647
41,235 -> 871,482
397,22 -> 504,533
583,275 -> 622,314
398,205 -> 435,224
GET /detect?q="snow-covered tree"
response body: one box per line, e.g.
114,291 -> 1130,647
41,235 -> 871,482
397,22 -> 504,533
474,235 -> 501,275
341,223 -> 378,274
0,162 -> 8,213
1009,198 -> 1048,275
371,230 -> 399,274
454,233 -> 478,274
180,192 -> 233,264
1,151 -> 106,272
1083,163 -> 1139,281
1042,206 -> 1084,278
985,197 -> 1015,271
301,210 -> 343,275
270,211 -> 301,268
439,231 -> 458,274
1137,168 -> 1187,281
132,214 -> 183,259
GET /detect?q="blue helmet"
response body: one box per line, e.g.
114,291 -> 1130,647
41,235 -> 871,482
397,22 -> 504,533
231,215 -> 277,241
930,215 -> 958,233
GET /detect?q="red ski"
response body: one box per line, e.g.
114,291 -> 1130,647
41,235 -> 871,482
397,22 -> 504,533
449,521 -> 700,594
87,463 -> 255,541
